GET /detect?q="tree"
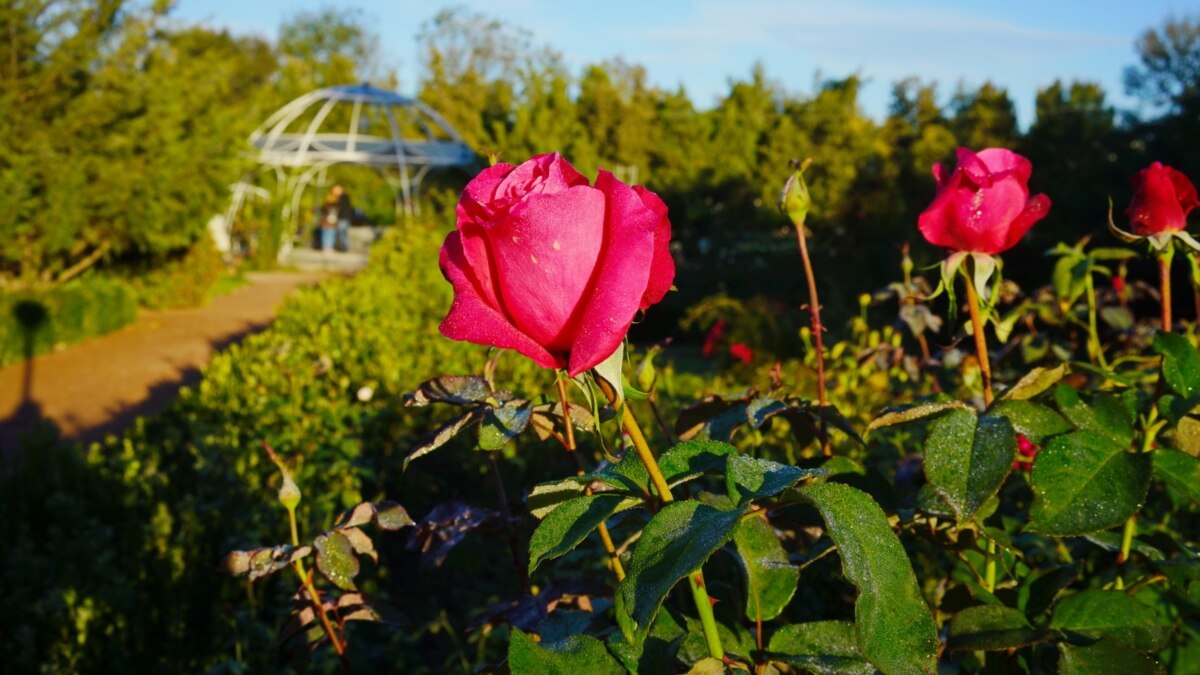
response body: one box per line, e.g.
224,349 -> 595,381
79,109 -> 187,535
1124,14 -> 1200,112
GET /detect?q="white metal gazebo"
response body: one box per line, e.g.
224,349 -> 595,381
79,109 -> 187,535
225,83 -> 476,250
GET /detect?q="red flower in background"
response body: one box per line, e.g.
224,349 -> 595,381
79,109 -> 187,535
1013,434 -> 1041,471
918,147 -> 1051,255
439,153 -> 675,376
1125,161 -> 1198,236
702,319 -> 727,358
729,343 -> 754,364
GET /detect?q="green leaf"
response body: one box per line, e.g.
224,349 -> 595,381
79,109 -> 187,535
947,604 -> 1050,651
374,501 -> 414,530
1050,589 -> 1171,652
685,658 -> 730,674
990,400 -> 1072,444
405,375 -> 494,407
606,607 -> 685,674
528,478 -> 589,519
1054,385 -> 1134,446
508,628 -> 623,674
528,493 -> 625,574
1017,565 -> 1077,618
478,401 -> 533,450
616,500 -> 745,644
766,621 -> 872,674
314,530 -> 359,591
1153,449 -> 1200,503
1059,639 -> 1166,675
725,454 -> 819,505
660,440 -> 739,486
798,482 -> 938,675
923,409 -> 1016,522
865,400 -> 967,434
611,440 -> 736,495
1153,332 -> 1200,399
734,515 -> 798,622
1028,431 -> 1151,536
999,363 -> 1069,401
405,410 -> 481,468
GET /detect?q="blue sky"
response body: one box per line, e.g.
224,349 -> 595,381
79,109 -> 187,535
175,0 -> 1194,125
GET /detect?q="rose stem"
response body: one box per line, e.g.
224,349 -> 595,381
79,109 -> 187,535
1159,245 -> 1175,332
793,220 -> 831,456
1119,247 -> 1176,586
1188,253 -> 1200,322
285,502 -> 349,669
1084,271 -> 1108,368
596,377 -> 725,660
1118,419 -> 1162,588
963,268 -> 998,593
488,453 -> 529,594
556,375 -> 625,581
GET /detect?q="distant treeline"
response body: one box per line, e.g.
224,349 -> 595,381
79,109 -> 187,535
4,3 -> 1199,308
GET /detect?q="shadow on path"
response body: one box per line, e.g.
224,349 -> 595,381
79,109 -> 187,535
0,271 -> 325,460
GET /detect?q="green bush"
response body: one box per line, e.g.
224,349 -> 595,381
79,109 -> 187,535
0,277 -> 138,368
0,220 -> 552,673
123,237 -> 228,310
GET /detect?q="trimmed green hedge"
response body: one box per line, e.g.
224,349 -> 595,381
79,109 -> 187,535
0,277 -> 138,368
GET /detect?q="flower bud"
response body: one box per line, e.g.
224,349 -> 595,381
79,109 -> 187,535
780,158 -> 813,227
278,473 -> 302,511
858,293 -> 872,309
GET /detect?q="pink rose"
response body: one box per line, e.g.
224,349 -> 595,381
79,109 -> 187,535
1125,162 -> 1198,235
918,147 -> 1051,255
439,153 -> 675,376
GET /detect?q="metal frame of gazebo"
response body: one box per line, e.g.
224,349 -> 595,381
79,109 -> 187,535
224,83 -> 476,256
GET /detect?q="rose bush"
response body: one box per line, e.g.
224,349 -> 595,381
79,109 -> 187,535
439,153 -> 674,376
918,147 -> 1051,254
1125,161 -> 1198,235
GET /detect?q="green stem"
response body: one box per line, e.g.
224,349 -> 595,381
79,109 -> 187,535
689,571 -> 726,661
597,378 -> 724,660
286,506 -> 348,665
556,374 -> 625,581
1084,272 -> 1108,368
964,268 -> 998,594
793,221 -> 831,456
963,271 -> 994,407
1159,245 -> 1175,333
1116,515 -> 1137,590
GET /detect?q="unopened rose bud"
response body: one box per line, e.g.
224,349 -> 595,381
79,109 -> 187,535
780,158 -> 814,227
278,473 -> 302,511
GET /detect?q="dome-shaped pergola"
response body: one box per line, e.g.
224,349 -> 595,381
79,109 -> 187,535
226,83 -> 476,253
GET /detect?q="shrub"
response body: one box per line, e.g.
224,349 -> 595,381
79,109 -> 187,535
0,277 -> 138,368
123,237 -> 228,310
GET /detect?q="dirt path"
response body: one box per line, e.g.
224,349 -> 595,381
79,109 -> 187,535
0,271 -> 326,454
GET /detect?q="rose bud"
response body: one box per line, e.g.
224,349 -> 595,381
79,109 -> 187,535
918,147 -> 1050,255
1013,433 -> 1041,471
439,153 -> 674,376
1126,162 -> 1198,236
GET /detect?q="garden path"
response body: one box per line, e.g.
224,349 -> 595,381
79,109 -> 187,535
0,271 -> 326,455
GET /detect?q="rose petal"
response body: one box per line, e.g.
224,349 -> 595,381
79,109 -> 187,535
1000,193 -> 1051,252
457,163 -> 516,228
1166,164 -> 1199,216
438,231 -> 562,369
567,170 -> 659,376
977,148 -> 1032,184
954,147 -> 992,186
633,185 -> 675,310
495,153 -> 588,206
487,186 -> 607,352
